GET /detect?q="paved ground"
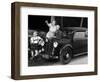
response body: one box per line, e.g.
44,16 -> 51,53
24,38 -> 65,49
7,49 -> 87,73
68,55 -> 88,65
28,54 -> 88,66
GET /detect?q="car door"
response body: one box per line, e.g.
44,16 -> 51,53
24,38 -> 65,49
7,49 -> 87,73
72,31 -> 87,54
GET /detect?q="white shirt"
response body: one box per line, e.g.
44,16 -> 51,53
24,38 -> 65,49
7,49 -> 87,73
30,36 -> 42,44
46,24 -> 60,38
48,24 -> 59,32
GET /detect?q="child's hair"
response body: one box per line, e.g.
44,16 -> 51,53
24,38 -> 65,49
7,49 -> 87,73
34,31 -> 38,33
33,31 -> 38,35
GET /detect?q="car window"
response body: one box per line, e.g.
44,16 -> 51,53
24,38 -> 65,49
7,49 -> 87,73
73,31 -> 86,40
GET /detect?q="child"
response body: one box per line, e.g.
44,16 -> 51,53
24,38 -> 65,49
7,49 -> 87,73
30,31 -> 44,59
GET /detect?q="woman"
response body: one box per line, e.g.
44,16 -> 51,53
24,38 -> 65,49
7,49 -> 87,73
45,20 -> 60,39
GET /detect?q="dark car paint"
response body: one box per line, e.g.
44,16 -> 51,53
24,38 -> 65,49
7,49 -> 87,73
28,27 -> 87,59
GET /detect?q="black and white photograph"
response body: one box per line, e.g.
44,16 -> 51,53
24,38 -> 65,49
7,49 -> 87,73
28,15 -> 88,66
11,2 -> 97,79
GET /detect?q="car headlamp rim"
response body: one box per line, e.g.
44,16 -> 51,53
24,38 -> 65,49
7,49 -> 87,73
53,42 -> 58,48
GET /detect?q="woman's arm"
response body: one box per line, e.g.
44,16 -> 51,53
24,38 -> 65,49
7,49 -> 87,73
45,20 -> 50,27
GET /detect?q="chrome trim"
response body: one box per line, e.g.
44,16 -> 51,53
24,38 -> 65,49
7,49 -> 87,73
74,52 -> 87,56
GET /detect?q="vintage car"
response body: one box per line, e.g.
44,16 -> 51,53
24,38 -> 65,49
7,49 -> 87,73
28,27 -> 88,64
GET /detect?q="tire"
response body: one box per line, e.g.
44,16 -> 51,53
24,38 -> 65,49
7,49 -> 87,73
60,47 -> 72,64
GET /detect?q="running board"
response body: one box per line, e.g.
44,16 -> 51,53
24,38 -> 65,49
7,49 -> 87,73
74,52 -> 87,57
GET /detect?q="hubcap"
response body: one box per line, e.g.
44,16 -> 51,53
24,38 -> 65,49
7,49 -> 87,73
66,53 -> 69,58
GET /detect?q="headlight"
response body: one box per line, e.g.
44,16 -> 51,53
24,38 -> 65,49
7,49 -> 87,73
53,42 -> 58,48
39,40 -> 44,46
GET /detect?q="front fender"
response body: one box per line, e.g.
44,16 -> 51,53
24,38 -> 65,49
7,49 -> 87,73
59,44 -> 72,55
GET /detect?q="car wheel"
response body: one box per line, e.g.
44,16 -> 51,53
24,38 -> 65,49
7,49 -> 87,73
60,47 -> 72,64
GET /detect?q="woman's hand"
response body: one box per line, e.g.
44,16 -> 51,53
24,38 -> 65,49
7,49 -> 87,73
45,20 -> 48,24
